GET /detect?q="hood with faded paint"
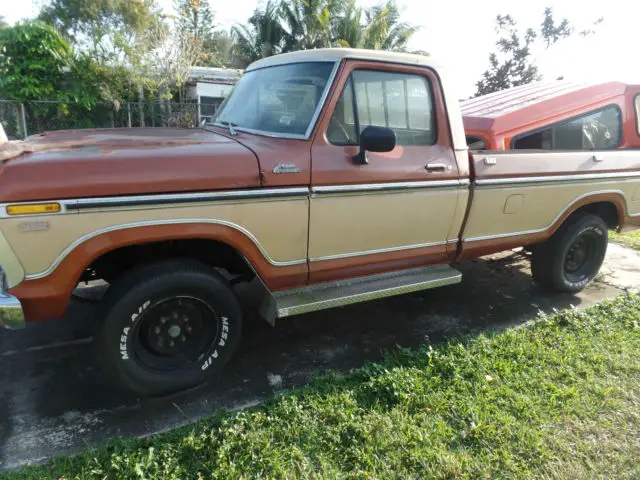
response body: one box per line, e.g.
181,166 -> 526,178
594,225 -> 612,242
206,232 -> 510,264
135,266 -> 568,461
0,128 -> 260,202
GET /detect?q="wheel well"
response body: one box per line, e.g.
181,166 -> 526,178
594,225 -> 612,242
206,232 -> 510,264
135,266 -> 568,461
572,201 -> 620,230
80,239 -> 255,284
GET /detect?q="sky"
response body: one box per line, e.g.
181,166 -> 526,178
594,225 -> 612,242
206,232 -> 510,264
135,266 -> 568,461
3,0 -> 638,98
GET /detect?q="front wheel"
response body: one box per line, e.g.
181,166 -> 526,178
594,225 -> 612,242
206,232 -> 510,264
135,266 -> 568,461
531,213 -> 608,293
95,260 -> 242,396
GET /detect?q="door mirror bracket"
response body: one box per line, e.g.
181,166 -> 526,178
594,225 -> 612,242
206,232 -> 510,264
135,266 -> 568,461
352,126 -> 396,165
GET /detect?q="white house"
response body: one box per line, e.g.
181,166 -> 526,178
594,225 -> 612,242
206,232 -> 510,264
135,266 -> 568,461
185,66 -> 243,123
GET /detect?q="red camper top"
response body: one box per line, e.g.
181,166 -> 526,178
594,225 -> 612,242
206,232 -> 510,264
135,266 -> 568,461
462,81 -> 640,150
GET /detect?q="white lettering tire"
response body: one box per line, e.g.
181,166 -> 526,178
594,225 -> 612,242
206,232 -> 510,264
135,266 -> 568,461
95,259 -> 242,396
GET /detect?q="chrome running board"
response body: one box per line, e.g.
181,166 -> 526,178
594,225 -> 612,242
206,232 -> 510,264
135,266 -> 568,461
274,264 -> 462,318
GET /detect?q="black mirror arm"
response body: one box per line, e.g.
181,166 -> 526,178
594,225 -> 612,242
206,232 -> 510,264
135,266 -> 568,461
352,148 -> 368,165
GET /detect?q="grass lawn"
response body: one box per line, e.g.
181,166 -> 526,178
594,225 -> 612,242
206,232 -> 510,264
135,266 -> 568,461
610,229 -> 640,251
4,293 -> 640,479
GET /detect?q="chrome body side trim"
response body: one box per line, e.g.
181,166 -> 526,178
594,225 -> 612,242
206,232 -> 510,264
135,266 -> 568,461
312,179 -> 468,195
464,189 -> 628,243
1,188 -> 310,216
0,291 -> 24,330
66,188 -> 309,211
475,171 -> 640,186
309,240 -> 448,262
24,218 -> 307,281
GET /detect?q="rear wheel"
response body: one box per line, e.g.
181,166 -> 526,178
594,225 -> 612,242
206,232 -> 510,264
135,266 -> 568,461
95,259 -> 242,396
531,213 -> 608,293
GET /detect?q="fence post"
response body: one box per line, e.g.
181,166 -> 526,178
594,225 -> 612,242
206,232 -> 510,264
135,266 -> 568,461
127,102 -> 132,128
19,103 -> 27,139
138,85 -> 145,127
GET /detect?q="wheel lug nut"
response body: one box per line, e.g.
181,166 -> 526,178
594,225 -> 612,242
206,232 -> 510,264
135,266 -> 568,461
169,340 -> 175,348
186,325 -> 192,333
154,327 -> 160,334
181,335 -> 186,342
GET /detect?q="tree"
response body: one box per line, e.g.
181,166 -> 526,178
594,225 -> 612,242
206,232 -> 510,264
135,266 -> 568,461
174,0 -> 227,67
334,0 -> 417,51
232,0 -> 287,65
280,0 -> 338,52
142,27 -> 204,102
39,0 -> 167,64
0,22 -> 72,103
232,0 -> 418,66
174,0 -> 215,42
0,16 -> 8,29
207,30 -> 236,66
475,7 -> 598,96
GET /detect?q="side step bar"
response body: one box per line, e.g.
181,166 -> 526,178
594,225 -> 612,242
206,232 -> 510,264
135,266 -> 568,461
274,264 -> 462,318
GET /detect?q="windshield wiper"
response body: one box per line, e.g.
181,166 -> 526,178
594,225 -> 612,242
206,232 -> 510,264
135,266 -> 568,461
216,120 -> 238,136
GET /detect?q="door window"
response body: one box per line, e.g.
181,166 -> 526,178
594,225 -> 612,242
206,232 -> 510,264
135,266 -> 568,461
635,94 -> 640,136
513,106 -> 622,150
327,70 -> 436,147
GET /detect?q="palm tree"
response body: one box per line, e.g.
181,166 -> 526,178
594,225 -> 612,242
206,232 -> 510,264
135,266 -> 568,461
231,0 -> 286,65
331,0 -> 417,52
281,0 -> 340,52
332,0 -> 363,48
231,0 -> 420,64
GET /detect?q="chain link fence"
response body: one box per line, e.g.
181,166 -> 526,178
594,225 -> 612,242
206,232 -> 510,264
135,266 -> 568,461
0,100 -> 221,139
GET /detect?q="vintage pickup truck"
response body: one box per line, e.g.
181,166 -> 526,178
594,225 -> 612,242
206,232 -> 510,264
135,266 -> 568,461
1,48 -> 639,395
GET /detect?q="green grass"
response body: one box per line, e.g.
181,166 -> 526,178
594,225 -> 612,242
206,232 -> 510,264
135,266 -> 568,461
4,294 -> 640,480
610,229 -> 640,251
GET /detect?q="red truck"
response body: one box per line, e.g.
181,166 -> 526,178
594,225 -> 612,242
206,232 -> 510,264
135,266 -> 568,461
0,48 -> 639,396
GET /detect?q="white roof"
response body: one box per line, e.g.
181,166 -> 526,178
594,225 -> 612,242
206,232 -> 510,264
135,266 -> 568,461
188,66 -> 242,82
246,48 -> 443,72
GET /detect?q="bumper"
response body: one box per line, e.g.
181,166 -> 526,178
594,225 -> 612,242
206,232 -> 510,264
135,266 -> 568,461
0,291 -> 25,329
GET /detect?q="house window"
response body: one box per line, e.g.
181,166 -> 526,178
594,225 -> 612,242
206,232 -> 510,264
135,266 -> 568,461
327,70 -> 436,147
513,106 -> 622,150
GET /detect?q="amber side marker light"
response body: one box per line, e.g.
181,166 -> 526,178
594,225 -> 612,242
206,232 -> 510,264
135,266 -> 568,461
6,203 -> 61,215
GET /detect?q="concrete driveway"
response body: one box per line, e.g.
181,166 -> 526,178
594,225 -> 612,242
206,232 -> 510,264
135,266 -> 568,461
1,244 -> 638,471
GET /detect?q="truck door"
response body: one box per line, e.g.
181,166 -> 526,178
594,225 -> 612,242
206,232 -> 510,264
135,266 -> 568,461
308,60 -> 468,284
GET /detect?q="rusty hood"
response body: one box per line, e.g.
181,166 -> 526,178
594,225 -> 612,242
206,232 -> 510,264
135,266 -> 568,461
0,128 -> 260,202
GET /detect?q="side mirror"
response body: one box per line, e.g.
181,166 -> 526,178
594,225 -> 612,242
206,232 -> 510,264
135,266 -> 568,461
353,126 -> 396,165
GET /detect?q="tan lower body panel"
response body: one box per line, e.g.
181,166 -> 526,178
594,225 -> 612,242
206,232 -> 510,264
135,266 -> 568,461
1,197 -> 309,277
308,187 -> 462,261
463,178 -> 640,242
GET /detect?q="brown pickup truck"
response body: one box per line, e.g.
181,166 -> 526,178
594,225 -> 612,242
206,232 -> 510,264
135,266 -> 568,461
1,48 -> 639,396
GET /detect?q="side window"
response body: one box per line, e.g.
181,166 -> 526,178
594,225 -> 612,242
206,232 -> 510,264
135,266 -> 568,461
635,95 -> 640,136
513,106 -> 622,150
327,69 -> 436,147
327,77 -> 358,145
466,135 -> 487,150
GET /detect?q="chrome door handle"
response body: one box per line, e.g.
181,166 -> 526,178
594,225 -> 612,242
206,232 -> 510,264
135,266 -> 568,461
425,163 -> 449,172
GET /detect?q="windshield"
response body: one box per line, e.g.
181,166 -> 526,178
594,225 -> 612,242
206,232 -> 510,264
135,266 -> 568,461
213,62 -> 335,137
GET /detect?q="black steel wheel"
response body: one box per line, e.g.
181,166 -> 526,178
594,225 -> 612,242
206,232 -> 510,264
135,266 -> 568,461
95,259 -> 242,396
531,213 -> 608,293
132,296 -> 219,371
